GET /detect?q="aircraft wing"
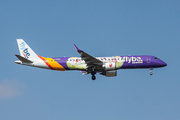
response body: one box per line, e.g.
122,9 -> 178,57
73,44 -> 103,68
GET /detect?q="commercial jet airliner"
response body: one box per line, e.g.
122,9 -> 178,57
15,39 -> 167,80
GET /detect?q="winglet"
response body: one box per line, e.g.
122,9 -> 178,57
73,44 -> 83,52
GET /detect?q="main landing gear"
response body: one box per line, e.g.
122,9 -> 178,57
149,68 -> 153,75
91,66 -> 96,80
91,71 -> 96,80
92,75 -> 96,80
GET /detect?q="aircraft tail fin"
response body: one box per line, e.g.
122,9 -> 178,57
17,39 -> 40,61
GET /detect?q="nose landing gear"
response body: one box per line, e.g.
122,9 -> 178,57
149,68 -> 153,75
150,72 -> 153,75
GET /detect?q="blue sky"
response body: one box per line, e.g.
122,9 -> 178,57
0,0 -> 179,120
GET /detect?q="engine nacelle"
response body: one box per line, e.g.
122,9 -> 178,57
103,62 -> 116,70
100,70 -> 117,77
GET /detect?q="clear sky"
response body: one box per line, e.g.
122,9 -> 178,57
0,0 -> 179,120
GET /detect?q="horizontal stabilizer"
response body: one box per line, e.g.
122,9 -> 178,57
15,54 -> 33,63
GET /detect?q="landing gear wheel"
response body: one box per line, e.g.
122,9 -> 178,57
92,75 -> 96,80
149,68 -> 153,75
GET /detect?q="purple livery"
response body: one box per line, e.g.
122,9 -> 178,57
15,39 -> 167,80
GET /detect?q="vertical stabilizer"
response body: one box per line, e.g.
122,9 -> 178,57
17,39 -> 40,61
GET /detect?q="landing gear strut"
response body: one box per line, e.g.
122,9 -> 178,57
91,71 -> 96,80
91,66 -> 96,80
149,68 -> 153,75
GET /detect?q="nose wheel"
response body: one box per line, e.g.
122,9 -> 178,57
149,68 -> 153,75
150,72 -> 153,75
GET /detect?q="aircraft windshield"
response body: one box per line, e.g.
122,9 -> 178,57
154,57 -> 159,59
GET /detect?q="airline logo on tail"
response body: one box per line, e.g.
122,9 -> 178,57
20,42 -> 30,58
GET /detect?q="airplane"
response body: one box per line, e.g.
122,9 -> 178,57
15,39 -> 167,80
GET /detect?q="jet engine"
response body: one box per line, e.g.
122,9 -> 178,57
103,62 -> 116,70
100,70 -> 117,77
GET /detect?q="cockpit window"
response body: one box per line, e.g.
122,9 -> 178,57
154,57 -> 159,59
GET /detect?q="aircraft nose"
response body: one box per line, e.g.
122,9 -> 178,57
160,60 -> 167,67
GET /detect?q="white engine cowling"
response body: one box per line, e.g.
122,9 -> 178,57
100,70 -> 117,77
103,62 -> 116,70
